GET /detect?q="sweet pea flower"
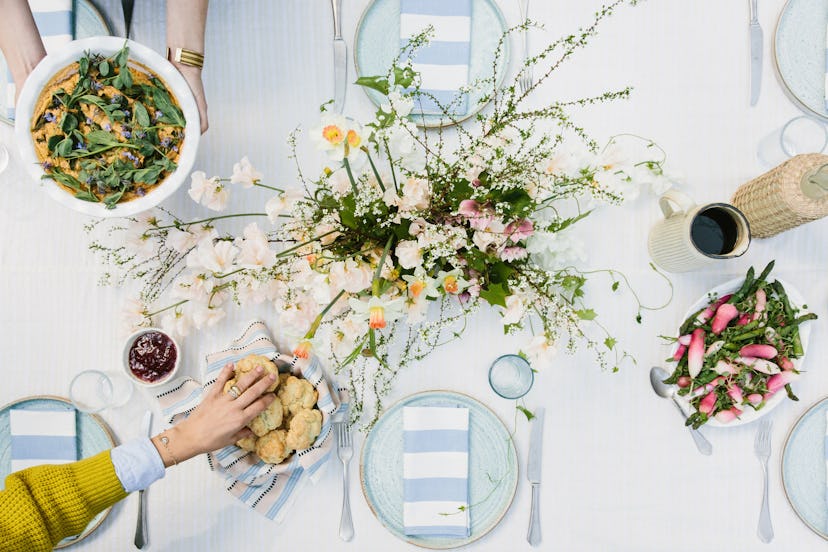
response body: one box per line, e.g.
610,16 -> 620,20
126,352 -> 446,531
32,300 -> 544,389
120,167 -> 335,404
230,156 -> 263,188
192,304 -> 226,329
380,89 -> 414,117
235,223 -> 277,269
121,297 -> 149,333
524,334 -> 557,364
188,238 -> 239,274
123,224 -> 160,261
161,308 -> 193,337
501,294 -> 527,326
395,240 -> 423,269
166,225 -> 218,254
188,171 -> 226,210
328,258 -> 373,294
504,219 -> 534,242
170,272 -> 214,301
265,189 -> 304,223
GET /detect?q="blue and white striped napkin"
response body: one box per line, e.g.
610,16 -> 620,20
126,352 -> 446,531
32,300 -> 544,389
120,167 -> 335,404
5,0 -> 74,119
403,405 -> 470,537
10,408 -> 77,472
400,0 -> 471,115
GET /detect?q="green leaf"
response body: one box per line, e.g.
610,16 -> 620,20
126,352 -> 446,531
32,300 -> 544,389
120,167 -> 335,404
339,195 -> 358,229
78,56 -> 90,77
60,112 -> 78,133
355,75 -> 390,95
74,190 -> 100,203
575,308 -> 597,321
489,261 -> 514,286
480,283 -> 508,308
133,101 -> 150,127
78,94 -> 108,109
55,137 -> 74,157
611,281 -> 620,292
516,405 -> 535,421
47,134 -> 64,152
604,337 -> 617,350
116,45 -> 129,68
85,130 -> 122,147
133,164 -> 165,184
98,60 -> 110,77
547,210 -> 592,233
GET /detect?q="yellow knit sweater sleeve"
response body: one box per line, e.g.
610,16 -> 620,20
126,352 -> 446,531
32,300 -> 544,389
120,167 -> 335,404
0,450 -> 128,552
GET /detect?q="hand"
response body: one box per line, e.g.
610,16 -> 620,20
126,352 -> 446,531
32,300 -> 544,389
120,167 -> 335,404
154,362 -> 276,465
173,63 -> 208,134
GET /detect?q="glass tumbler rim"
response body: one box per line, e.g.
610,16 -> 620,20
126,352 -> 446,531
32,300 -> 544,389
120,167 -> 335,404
488,353 -> 534,399
69,369 -> 115,413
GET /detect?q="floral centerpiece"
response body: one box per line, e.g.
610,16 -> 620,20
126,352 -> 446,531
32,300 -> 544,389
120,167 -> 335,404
88,0 -> 671,423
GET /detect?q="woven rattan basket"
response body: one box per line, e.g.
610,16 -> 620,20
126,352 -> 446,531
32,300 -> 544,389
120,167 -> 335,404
731,153 -> 828,238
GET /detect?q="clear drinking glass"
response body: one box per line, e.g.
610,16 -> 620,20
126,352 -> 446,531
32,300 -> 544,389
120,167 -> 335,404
488,354 -> 534,399
69,370 -> 134,413
757,115 -> 828,168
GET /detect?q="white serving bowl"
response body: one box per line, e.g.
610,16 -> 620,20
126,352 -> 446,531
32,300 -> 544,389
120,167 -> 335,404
122,327 -> 181,387
14,37 -> 200,218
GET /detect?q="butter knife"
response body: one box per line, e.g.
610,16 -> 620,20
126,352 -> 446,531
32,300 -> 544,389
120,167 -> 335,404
331,0 -> 347,113
122,0 -> 135,39
134,410 -> 152,549
526,407 -> 545,547
749,0 -> 762,106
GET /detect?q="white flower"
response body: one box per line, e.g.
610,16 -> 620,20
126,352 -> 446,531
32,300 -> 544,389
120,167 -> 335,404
328,258 -> 373,294
171,272 -> 214,301
402,269 -> 440,300
436,269 -> 470,295
348,295 -> 405,330
328,169 -> 354,198
501,294 -> 527,326
235,223 -> 276,269
398,177 -> 430,211
332,315 -> 367,357
383,119 -> 423,170
404,295 -> 430,324
230,156 -> 262,188
124,224 -> 159,261
188,171 -> 229,211
526,227 -> 586,270
236,276 -> 270,306
266,189 -> 304,223
161,308 -> 193,337
380,89 -> 414,117
524,334 -> 557,365
189,238 -> 239,274
121,297 -> 149,333
395,240 -> 423,269
311,114 -> 366,162
192,304 -> 226,329
277,295 -> 322,335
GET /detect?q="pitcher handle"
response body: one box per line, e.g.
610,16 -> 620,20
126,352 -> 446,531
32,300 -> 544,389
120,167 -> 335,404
659,190 -> 695,218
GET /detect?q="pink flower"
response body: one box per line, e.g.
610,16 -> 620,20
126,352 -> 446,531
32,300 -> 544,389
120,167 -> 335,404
500,246 -> 528,262
505,219 -> 534,242
457,199 -> 482,217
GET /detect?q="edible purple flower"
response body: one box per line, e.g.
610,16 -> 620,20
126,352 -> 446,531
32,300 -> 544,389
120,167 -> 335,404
85,117 -> 93,125
110,95 -> 121,104
160,137 -> 171,148
41,161 -> 52,170
74,142 -> 85,150
136,131 -> 146,139
136,187 -> 146,197
123,110 -> 131,118
103,123 -> 111,131
172,146 -> 179,152
154,110 -> 163,121
91,80 -> 103,91
44,112 -> 56,123
121,130 -> 132,139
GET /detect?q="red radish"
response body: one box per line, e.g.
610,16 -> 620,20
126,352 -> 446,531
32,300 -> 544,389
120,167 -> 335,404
688,329 -> 705,378
714,406 -> 742,423
736,314 -> 751,326
736,356 -> 780,375
677,376 -> 691,388
778,356 -> 794,371
672,344 -> 687,361
711,303 -> 739,334
738,344 -> 778,359
751,289 -> 767,321
726,384 -> 743,404
696,294 -> 733,324
705,340 -> 724,357
768,371 -> 797,394
747,393 -> 763,405
678,334 -> 692,346
699,391 -> 717,414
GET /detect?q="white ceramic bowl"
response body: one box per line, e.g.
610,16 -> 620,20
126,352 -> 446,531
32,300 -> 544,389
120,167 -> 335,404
122,327 -> 180,387
14,37 -> 200,217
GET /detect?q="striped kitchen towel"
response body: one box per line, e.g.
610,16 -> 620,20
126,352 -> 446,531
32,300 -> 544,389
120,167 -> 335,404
5,0 -> 74,119
10,407 -> 77,472
400,0 -> 471,115
403,405 -> 470,537
155,320 -> 346,523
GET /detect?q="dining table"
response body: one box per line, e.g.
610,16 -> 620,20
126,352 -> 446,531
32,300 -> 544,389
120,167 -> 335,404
2,0 -> 828,550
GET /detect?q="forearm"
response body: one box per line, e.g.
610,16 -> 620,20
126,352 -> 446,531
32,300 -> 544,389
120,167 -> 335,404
166,0 -> 208,73
0,0 -> 46,86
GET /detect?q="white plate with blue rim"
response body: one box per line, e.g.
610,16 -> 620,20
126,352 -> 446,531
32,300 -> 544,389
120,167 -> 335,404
782,395 -> 828,541
0,395 -> 116,548
354,0 -> 509,128
774,0 -> 828,120
360,390 -> 518,549
0,0 -> 111,126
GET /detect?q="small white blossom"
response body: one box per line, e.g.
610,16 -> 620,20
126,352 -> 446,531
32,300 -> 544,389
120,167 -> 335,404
395,240 -> 423,269
235,223 -> 276,269
230,156 -> 263,188
266,189 -> 304,223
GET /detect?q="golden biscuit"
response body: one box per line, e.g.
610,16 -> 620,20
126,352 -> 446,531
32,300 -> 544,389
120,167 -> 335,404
285,408 -> 322,451
236,436 -> 257,452
277,376 -> 318,417
248,397 -> 284,437
256,429 -> 291,464
235,354 -> 279,392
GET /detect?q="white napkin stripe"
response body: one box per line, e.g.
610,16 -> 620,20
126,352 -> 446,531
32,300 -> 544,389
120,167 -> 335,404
404,501 -> 469,526
404,452 -> 469,479
10,410 -> 75,436
403,406 -> 468,430
400,14 -> 471,43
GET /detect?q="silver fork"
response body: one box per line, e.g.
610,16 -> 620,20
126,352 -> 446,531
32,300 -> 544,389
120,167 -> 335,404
518,0 -> 533,93
754,419 -> 774,543
336,421 -> 354,541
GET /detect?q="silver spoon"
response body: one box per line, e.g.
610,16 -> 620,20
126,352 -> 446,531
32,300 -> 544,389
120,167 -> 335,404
649,366 -> 713,455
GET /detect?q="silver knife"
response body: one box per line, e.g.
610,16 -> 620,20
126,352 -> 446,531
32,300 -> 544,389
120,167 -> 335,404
134,410 -> 152,549
331,0 -> 347,113
749,0 -> 763,106
526,407 -> 545,547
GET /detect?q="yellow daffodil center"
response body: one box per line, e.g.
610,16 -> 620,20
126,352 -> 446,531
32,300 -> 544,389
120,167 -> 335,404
293,340 -> 313,359
369,305 -> 386,329
346,129 -> 361,148
409,280 -> 426,298
322,125 -> 345,145
443,275 -> 459,294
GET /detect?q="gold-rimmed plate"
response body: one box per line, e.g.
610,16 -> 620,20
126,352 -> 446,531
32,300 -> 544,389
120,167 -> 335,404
0,395 -> 116,548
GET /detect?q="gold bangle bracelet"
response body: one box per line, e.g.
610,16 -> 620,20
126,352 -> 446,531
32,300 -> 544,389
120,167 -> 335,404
158,431 -> 180,466
166,47 -> 204,69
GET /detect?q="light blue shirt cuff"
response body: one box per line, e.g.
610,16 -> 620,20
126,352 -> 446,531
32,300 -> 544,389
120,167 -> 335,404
111,438 -> 166,493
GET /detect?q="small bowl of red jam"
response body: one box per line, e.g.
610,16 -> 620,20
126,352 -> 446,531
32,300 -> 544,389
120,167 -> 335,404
123,328 -> 180,386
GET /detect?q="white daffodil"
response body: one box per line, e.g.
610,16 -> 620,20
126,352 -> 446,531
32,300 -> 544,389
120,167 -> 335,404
349,295 -> 405,330
402,269 -> 440,300
230,156 -> 263,188
436,269 -> 470,295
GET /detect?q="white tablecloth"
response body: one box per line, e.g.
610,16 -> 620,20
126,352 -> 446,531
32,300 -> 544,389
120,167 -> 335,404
2,0 -> 827,550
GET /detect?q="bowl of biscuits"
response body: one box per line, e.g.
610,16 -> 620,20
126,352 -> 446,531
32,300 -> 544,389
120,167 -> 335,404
225,354 -> 324,465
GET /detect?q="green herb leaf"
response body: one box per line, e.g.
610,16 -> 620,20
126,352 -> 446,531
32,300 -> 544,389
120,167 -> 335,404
480,283 -> 508,308
516,405 -> 535,421
60,112 -> 78,133
99,60 -> 110,77
133,101 -> 150,127
575,308 -> 597,321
